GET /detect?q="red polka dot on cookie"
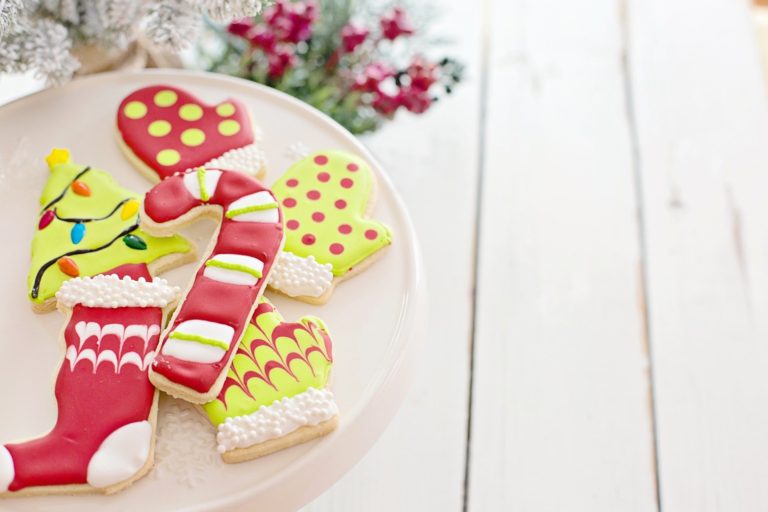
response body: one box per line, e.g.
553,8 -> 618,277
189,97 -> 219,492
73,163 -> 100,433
312,212 -> 325,222
302,234 -> 316,245
286,219 -> 299,230
329,243 -> 345,255
347,163 -> 359,172
286,179 -> 299,187
307,190 -> 321,200
335,199 -> 347,209
365,229 -> 378,240
314,155 -> 328,165
317,172 -> 330,182
338,224 -> 352,234
341,178 -> 354,189
283,198 -> 297,208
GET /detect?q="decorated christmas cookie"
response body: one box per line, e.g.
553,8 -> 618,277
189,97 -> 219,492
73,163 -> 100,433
203,298 -> 338,463
269,151 -> 392,303
0,264 -> 178,496
141,167 -> 285,404
116,85 -> 266,182
28,149 -> 193,313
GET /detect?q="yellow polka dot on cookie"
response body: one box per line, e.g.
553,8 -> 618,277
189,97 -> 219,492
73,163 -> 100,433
154,90 -> 178,107
156,149 -> 180,166
218,120 -> 240,136
148,120 -> 172,137
181,128 -> 206,147
179,104 -> 203,121
216,102 -> 236,117
124,101 -> 147,119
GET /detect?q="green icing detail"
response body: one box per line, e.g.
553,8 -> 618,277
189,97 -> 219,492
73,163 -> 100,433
197,167 -> 209,202
205,259 -> 262,278
225,202 -> 278,219
169,331 -> 229,350
271,151 -> 393,277
202,298 -> 333,426
28,154 -> 192,304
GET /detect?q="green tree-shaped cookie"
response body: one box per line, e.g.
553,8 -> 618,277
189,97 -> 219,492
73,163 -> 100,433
28,148 -> 192,310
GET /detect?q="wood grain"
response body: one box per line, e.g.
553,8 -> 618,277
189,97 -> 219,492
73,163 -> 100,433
627,0 -> 768,509
303,1 -> 483,510
466,0 -> 658,510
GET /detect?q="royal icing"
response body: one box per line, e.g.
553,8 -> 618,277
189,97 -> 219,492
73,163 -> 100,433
1,264 -> 172,493
202,299 -> 336,455
270,151 -> 392,297
117,85 -> 263,181
56,273 -> 179,309
28,149 -> 191,307
143,167 -> 284,400
267,252 -> 334,298
216,387 -> 338,453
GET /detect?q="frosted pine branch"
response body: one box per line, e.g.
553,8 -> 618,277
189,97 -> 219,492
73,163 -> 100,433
0,0 -> 23,38
144,0 -> 200,51
203,0 -> 264,23
0,0 -> 268,84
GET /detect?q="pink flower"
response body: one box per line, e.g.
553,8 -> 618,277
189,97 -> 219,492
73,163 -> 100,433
406,55 -> 438,91
353,62 -> 396,92
341,22 -> 369,53
264,0 -> 317,44
400,86 -> 432,114
248,25 -> 277,51
380,7 -> 415,41
372,91 -> 402,116
228,18 -> 254,38
268,44 -> 297,78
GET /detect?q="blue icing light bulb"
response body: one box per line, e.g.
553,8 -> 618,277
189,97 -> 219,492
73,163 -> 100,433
70,223 -> 85,244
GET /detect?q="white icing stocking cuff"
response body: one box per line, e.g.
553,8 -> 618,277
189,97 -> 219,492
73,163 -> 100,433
216,387 -> 338,453
56,274 -> 179,309
268,252 -> 333,298
203,143 -> 267,176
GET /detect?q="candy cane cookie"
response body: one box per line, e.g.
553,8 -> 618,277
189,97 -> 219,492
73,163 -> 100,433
116,85 -> 266,183
202,297 -> 338,463
141,167 -> 284,403
268,150 -> 392,304
0,264 -> 179,497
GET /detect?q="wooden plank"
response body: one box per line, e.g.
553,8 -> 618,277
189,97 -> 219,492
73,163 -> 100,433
467,0 -> 658,510
627,0 -> 768,509
303,1 -> 482,510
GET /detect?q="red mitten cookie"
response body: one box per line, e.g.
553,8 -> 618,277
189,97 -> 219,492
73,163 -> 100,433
0,264 -> 178,496
141,167 -> 284,403
116,85 -> 266,182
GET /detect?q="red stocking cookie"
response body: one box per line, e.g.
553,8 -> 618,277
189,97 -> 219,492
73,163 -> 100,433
0,264 -> 178,496
268,151 -> 392,303
116,85 -> 266,182
141,167 -> 284,403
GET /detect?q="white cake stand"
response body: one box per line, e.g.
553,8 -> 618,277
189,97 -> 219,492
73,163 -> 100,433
0,70 -> 426,511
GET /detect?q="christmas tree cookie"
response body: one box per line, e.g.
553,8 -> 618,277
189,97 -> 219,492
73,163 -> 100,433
28,149 -> 193,313
269,151 -> 392,304
202,298 -> 338,463
116,85 -> 266,182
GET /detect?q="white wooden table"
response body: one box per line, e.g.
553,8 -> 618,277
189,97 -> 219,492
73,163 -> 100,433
4,0 -> 768,509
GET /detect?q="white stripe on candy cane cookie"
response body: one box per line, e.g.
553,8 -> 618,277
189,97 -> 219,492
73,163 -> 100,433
204,254 -> 265,286
183,168 -> 222,201
162,319 -> 235,363
225,191 -> 279,223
